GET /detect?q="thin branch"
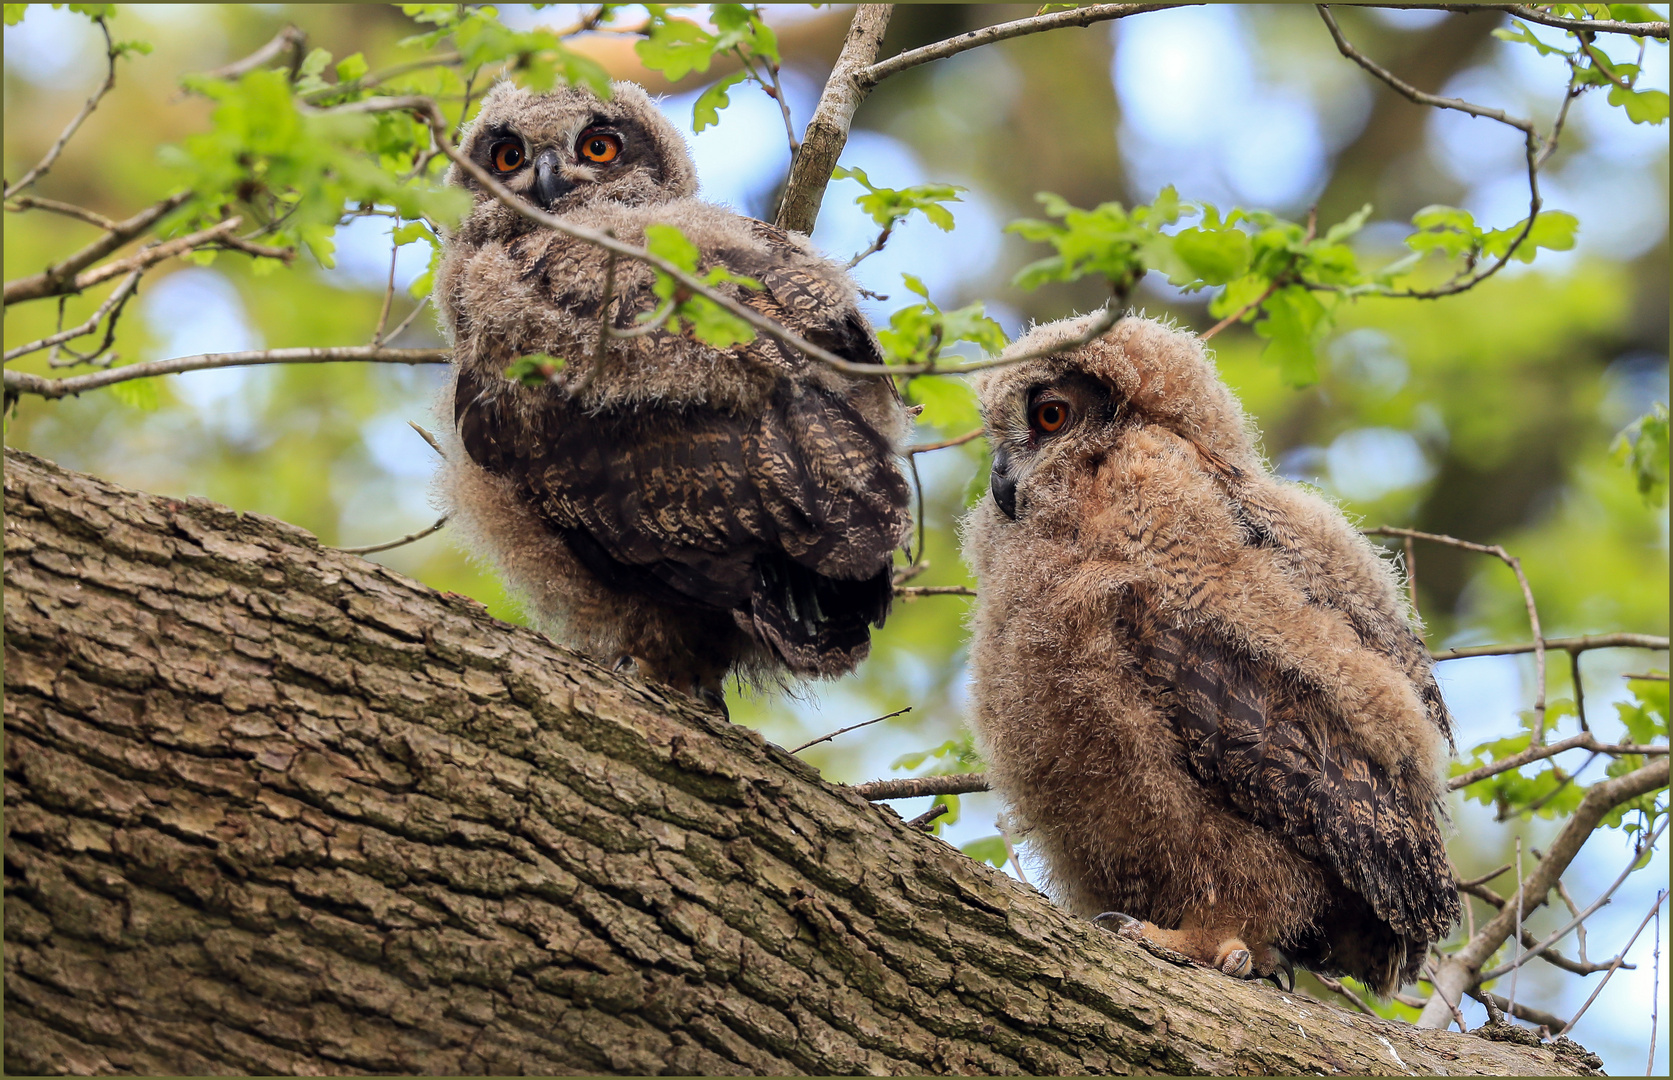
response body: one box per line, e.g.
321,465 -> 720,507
858,4 -> 1189,87
1199,278 -> 1280,342
198,24 -> 307,81
848,773 -> 991,801
1311,973 -> 1376,1017
407,421 -> 446,459
1458,878 -> 1642,976
789,706 -> 912,755
1649,896 -> 1662,1076
1458,863 -> 1513,889
1449,731 -> 1668,793
1508,837 -> 1523,1021
373,244 -> 400,344
1363,526 -> 1546,740
1462,987 -> 1565,1033
906,803 -> 949,831
843,222 -> 894,269
1317,5 -> 1547,302
1423,950 -> 1472,1033
894,585 -> 977,600
4,346 -> 447,400
996,813 -> 1029,887
1571,649 -> 1590,733
4,195 -> 116,231
382,295 -> 433,346
334,515 -> 449,556
4,17 -> 119,200
776,4 -> 893,234
3,270 -> 142,364
4,193 -> 190,306
1432,632 -> 1670,661
1369,4 -> 1668,39
1557,888 -> 1669,1038
908,428 -> 984,455
1477,817 -> 1668,983
1318,6 -> 1534,131
1417,758 -> 1670,1027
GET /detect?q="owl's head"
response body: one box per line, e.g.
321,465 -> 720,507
974,314 -> 1261,520
450,80 -> 698,211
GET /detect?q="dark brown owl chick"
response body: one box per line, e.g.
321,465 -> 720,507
433,81 -> 911,708
962,314 -> 1459,996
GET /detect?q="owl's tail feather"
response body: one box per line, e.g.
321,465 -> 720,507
745,558 -> 894,677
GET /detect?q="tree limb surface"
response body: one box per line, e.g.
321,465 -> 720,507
2,448 -> 1601,1076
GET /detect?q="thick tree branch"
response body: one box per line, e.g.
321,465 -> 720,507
3,346 -> 447,400
2,448 -> 1599,1075
774,4 -> 893,235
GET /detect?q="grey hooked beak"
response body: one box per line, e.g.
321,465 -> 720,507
990,445 -> 1018,520
533,148 -> 574,209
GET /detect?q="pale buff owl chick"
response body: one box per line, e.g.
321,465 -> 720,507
961,313 -> 1458,996
432,81 -> 911,709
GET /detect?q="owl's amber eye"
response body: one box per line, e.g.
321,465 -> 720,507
1030,400 -> 1070,434
491,141 -> 525,172
578,131 -> 622,164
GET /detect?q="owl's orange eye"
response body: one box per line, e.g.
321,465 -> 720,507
491,141 -> 525,172
1031,400 -> 1070,434
578,131 -> 621,164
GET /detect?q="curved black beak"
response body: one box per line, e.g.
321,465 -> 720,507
533,148 -> 573,209
990,446 -> 1018,520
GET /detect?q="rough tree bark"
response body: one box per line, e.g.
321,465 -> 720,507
2,449 -> 1606,1076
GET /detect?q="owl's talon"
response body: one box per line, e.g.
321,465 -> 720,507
1218,946 -> 1253,978
1260,947 -> 1296,992
613,655 -> 635,673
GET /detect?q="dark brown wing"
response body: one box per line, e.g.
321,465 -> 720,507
1115,587 -> 1460,953
455,366 -> 908,675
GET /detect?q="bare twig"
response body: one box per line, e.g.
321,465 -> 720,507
1570,649 -> 1590,733
1650,895 -> 1662,1076
198,24 -> 308,81
4,270 -> 142,364
1508,837 -> 1524,1020
858,4 -> 1188,87
4,195 -> 116,231
894,585 -> 977,599
848,773 -> 991,801
908,428 -> 984,455
1417,758 -> 1670,1027
5,193 -> 190,306
1477,817 -> 1668,983
1363,526 -> 1546,740
1368,4 -> 1667,39
789,706 -> 912,755
775,5 -> 893,234
1458,863 -> 1513,889
382,295 -> 433,346
1449,731 -> 1668,793
996,813 -> 1029,886
1463,987 -> 1565,1033
1626,672 -> 1671,682
907,803 -> 949,830
1199,278 -> 1281,342
1557,888 -> 1669,1038
334,515 -> 449,555
407,421 -> 446,459
373,245 -> 400,344
4,16 -> 119,200
1432,632 -> 1670,661
1316,5 -> 1547,301
4,345 -> 447,400
843,223 -> 893,269
1423,950 -> 1471,1033
1312,973 -> 1376,1017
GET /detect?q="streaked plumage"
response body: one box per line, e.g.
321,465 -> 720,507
962,314 -> 1458,994
433,81 -> 910,705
